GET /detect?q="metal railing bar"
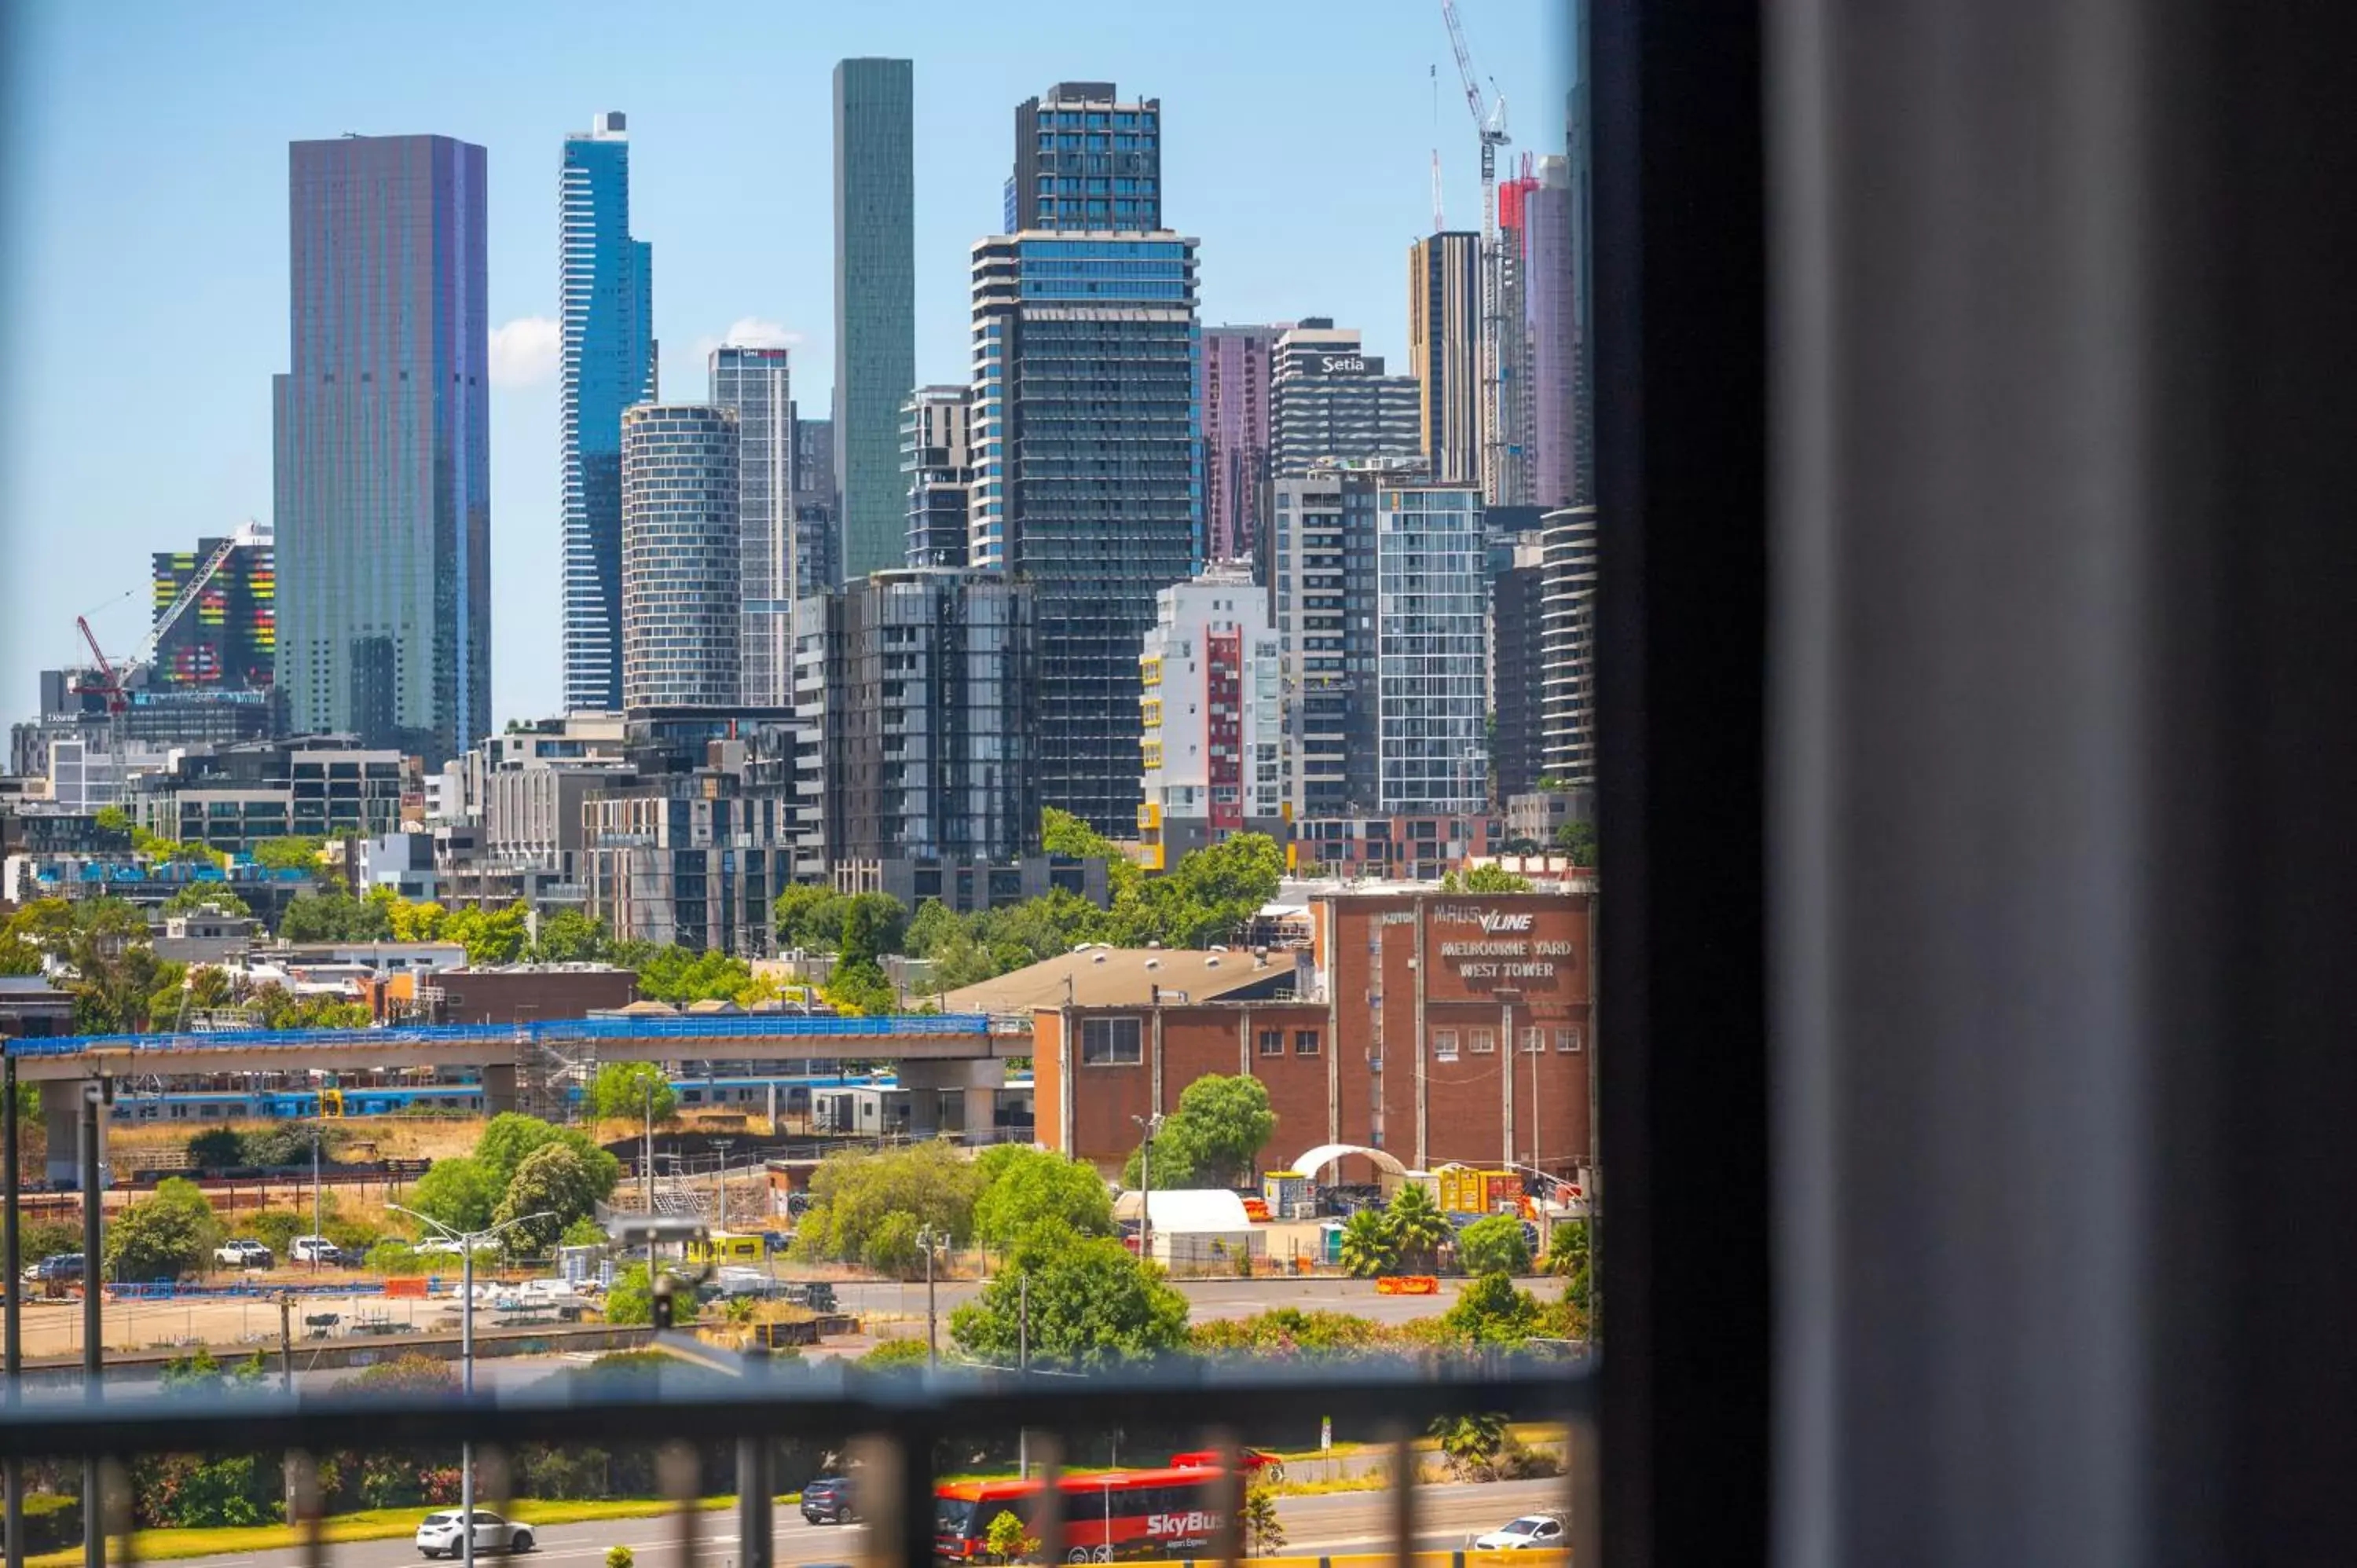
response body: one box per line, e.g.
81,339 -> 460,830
0,1363 -> 1589,1462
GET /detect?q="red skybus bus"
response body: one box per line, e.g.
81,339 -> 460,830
936,1464 -> 1227,1563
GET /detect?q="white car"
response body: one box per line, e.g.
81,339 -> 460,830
1472,1515 -> 1567,1551
416,1509 -> 533,1558
290,1236 -> 344,1266
213,1240 -> 273,1269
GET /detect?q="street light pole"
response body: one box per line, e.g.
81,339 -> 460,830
310,1121 -> 322,1272
387,1205 -> 549,1568
918,1225 -> 940,1367
1017,1272 -> 1030,1479
1131,1113 -> 1164,1262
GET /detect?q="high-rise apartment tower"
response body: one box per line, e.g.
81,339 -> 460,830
832,59 -> 916,583
559,112 -> 656,713
275,134 -> 489,763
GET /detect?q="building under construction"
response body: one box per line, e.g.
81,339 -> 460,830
148,520 -> 276,691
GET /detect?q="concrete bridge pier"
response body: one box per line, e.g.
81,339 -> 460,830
896,1058 -> 1006,1144
38,1079 -> 101,1188
480,1062 -> 519,1118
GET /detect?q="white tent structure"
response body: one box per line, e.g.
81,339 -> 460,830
1290,1142 -> 1413,1187
1114,1188 -> 1264,1266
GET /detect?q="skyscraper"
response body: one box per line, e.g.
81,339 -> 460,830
1266,467 -> 1485,815
832,58 -> 916,584
902,385 -> 973,568
1006,82 -> 1162,233
620,405 -> 740,709
1524,156 -> 1580,509
1271,319 -> 1422,478
149,520 -> 275,691
1538,504 -> 1597,786
1408,231 -> 1483,487
970,229 -> 1201,834
792,409 -> 838,598
275,134 -> 489,764
1138,565 -> 1285,868
1494,170 -> 1541,507
710,346 -> 794,706
1200,325 -> 1274,562
559,112 -> 656,713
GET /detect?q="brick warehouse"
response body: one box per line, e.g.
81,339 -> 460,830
1028,889 -> 1594,1181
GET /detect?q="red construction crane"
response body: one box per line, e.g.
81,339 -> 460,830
73,615 -> 127,715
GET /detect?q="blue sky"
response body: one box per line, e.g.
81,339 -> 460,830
0,0 -> 1569,725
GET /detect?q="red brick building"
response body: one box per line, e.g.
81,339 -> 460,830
1029,889 -> 1593,1182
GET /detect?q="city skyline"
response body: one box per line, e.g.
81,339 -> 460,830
0,1 -> 1571,724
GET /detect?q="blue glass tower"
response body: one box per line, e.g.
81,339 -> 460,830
273,134 -> 490,765
561,112 -> 656,713
832,59 -> 915,585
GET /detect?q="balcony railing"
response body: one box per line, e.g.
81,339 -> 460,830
0,1356 -> 1593,1568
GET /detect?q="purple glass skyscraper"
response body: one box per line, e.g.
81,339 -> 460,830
1200,325 -> 1275,562
274,134 -> 490,764
1525,155 -> 1581,511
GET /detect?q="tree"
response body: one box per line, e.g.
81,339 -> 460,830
443,902 -> 530,965
1442,1272 -> 1545,1346
772,885 -> 849,952
161,885 -> 251,918
1120,1073 -> 1275,1189
623,943 -> 754,1005
186,1127 -> 246,1171
972,1146 -> 1114,1250
901,899 -> 967,960
560,1215 -> 607,1248
1042,807 -> 1141,905
1440,864 -> 1535,892
493,1142 -> 609,1254
1336,1210 -> 1400,1279
385,897 -> 448,943
1456,1214 -> 1534,1277
949,1222 -> 1190,1371
1240,1486 -> 1285,1554
791,1142 -> 983,1273
533,910 -> 611,964
93,806 -> 134,834
475,1112 -> 565,1185
409,1156 -> 501,1233
858,1336 -> 933,1373
983,1508 -> 1041,1565
1428,1411 -> 1508,1481
1385,1185 -> 1452,1270
1554,819 -> 1597,867
839,893 -> 909,965
105,1178 -> 219,1282
825,957 -> 897,1016
252,836 -> 327,874
603,1265 -> 653,1326
588,1061 -> 676,1124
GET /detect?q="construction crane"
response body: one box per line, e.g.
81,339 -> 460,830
139,529 -> 246,676
1442,0 -> 1512,500
73,615 -> 127,716
1431,65 -> 1446,233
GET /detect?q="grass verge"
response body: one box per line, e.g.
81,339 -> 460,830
27,1496 -> 740,1567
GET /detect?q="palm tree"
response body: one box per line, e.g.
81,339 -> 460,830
1386,1185 -> 1453,1271
1428,1411 -> 1508,1481
1337,1209 -> 1399,1278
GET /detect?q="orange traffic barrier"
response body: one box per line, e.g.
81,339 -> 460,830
384,1277 -> 430,1299
1373,1274 -> 1439,1295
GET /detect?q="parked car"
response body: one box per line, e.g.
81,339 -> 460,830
290,1236 -> 344,1266
25,1255 -> 84,1284
801,1475 -> 856,1525
1472,1515 -> 1567,1552
214,1240 -> 273,1269
416,1509 -> 533,1558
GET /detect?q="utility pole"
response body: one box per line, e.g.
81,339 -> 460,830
920,1225 -> 940,1367
310,1121 -> 322,1271
1017,1272 -> 1030,1479
279,1295 -> 294,1390
79,1080 -> 105,1568
713,1139 -> 733,1232
5,1053 -> 22,1568
1131,1113 -> 1164,1262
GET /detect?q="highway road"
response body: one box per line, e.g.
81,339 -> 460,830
141,1477 -> 1571,1568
